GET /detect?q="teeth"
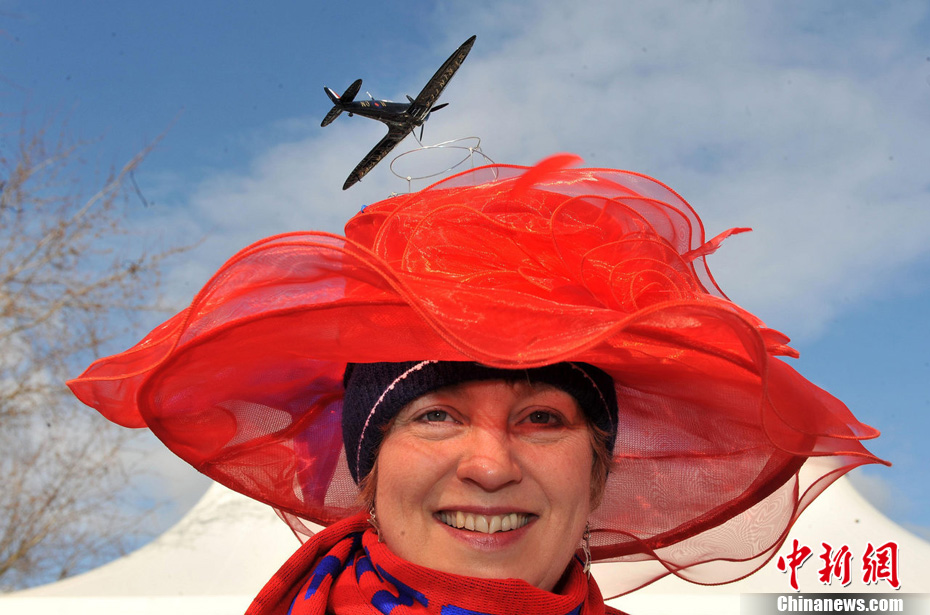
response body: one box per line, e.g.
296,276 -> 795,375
500,514 -> 511,532
439,511 -> 530,534
474,515 -> 488,533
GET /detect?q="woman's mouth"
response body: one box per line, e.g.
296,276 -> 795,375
437,511 -> 532,534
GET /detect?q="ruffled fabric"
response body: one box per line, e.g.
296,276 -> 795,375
68,155 -> 885,596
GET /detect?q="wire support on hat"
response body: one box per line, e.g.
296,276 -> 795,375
67,154 -> 886,597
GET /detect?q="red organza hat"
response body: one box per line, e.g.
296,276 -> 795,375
68,154 -> 885,596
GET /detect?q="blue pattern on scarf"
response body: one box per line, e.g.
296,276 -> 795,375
291,532 -> 583,615
372,562 -> 428,612
290,532 -> 363,612
287,553 -> 346,614
354,547 -> 379,581
440,606 -> 496,615
440,603 -> 581,615
303,555 -> 343,598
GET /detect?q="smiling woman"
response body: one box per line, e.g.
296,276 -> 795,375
355,367 -> 607,592
68,155 -> 885,614
378,380 -> 593,593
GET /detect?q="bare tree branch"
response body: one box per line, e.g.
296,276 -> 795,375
0,117 -> 190,590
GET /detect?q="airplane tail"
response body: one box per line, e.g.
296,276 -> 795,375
321,79 -> 362,127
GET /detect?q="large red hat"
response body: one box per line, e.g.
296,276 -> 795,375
69,154 -> 884,596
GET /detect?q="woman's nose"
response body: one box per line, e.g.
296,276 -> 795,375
455,427 -> 523,491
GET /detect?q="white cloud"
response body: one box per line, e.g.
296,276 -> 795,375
436,0 -> 930,340
151,0 -> 930,343
129,0 -> 930,534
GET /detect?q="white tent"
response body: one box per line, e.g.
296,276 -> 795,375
0,484 -> 298,614
2,477 -> 927,614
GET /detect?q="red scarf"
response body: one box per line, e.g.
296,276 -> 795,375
248,512 -> 621,615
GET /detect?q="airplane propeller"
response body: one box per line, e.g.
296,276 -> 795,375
324,35 -> 476,189
418,103 -> 450,141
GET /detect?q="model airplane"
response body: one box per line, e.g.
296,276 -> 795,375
322,35 -> 476,190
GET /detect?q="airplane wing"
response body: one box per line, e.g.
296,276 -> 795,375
410,35 -> 476,112
342,125 -> 412,190
340,35 -> 476,190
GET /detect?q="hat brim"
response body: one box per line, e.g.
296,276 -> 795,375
69,160 -> 884,595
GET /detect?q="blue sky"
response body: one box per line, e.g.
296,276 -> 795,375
4,0 -> 929,548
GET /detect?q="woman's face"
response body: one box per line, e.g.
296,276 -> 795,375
374,379 -> 593,592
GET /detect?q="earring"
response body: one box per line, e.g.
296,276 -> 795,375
582,523 -> 592,576
369,507 -> 383,543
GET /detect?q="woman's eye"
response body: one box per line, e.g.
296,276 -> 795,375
420,409 -> 451,422
527,410 -> 559,425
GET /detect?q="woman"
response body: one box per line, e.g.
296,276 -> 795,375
69,154 -> 884,614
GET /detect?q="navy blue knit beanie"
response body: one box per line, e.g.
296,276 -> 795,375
342,361 -> 618,483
